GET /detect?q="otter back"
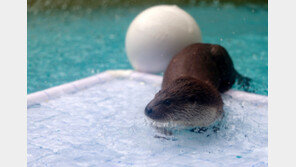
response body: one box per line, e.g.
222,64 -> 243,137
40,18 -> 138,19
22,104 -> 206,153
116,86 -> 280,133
162,43 -> 237,93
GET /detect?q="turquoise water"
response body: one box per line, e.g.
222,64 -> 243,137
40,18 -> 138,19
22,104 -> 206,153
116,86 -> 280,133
28,4 -> 268,95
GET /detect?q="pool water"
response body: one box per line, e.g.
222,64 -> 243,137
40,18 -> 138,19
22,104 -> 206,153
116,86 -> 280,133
28,4 -> 267,95
27,76 -> 268,167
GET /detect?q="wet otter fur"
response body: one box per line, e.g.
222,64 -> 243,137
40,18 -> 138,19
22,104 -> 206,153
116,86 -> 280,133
145,43 -> 251,128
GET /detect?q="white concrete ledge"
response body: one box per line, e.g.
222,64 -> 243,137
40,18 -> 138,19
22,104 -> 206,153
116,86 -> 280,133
27,70 -> 267,108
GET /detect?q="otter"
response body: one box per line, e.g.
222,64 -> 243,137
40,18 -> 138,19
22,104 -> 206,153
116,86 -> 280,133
145,43 -> 250,128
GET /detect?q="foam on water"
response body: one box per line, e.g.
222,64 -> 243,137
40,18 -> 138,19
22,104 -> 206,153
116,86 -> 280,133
28,78 -> 267,167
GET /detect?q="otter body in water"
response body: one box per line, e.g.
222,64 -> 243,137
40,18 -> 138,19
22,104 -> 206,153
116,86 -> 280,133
145,43 -> 250,127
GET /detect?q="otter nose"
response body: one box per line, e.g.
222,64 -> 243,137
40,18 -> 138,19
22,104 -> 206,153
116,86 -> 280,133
145,106 -> 153,116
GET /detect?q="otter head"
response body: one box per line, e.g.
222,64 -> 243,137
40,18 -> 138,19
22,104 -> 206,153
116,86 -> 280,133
145,76 -> 224,127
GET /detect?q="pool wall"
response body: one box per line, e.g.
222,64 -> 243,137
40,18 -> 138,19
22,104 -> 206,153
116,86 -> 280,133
28,0 -> 268,12
27,70 -> 267,108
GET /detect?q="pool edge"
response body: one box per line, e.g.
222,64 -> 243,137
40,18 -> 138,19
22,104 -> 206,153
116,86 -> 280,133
27,70 -> 267,108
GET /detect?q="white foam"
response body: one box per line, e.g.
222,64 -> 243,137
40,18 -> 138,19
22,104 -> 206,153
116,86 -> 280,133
27,71 -> 267,167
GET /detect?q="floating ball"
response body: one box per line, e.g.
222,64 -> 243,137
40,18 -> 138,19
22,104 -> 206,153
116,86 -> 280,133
125,5 -> 202,73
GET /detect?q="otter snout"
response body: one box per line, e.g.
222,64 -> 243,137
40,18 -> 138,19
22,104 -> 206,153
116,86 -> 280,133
144,106 -> 153,117
145,106 -> 161,120
144,101 -> 167,121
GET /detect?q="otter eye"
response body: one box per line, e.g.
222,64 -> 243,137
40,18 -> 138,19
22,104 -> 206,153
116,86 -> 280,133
163,99 -> 172,106
188,96 -> 196,102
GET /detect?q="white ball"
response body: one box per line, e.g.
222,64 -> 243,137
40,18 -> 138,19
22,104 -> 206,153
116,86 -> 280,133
125,5 -> 202,73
